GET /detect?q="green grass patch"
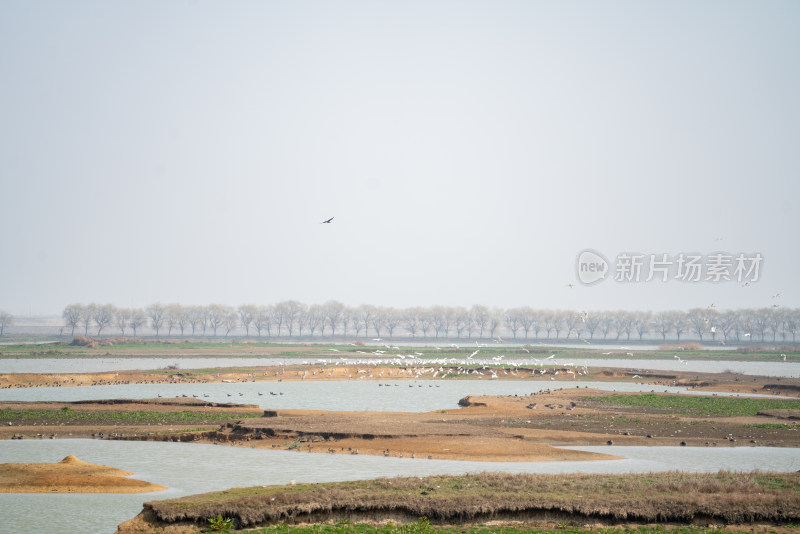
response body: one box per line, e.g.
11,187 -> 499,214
587,393 -> 800,417
742,423 -> 798,430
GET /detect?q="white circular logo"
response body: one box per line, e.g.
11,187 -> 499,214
576,249 -> 609,285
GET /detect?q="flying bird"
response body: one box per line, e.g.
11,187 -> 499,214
321,217 -> 334,224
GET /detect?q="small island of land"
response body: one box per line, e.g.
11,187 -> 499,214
0,455 -> 166,493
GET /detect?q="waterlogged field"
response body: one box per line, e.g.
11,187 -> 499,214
588,394 -> 800,417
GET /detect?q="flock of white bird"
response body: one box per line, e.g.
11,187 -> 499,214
286,347 -> 596,380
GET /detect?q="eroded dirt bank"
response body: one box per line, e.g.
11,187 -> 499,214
116,471 -> 800,534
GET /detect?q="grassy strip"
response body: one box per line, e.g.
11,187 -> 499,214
146,472 -> 800,530
586,393 -> 800,417
0,407 -> 261,425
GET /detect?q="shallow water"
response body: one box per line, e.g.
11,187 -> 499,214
0,379 -> 777,412
1,439 -> 799,534
1,356 -> 798,377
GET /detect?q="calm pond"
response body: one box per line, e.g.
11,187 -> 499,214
2,439 -> 799,534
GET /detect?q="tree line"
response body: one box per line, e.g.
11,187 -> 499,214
49,302 -> 800,344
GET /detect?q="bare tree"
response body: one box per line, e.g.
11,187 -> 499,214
206,304 -> 230,336
223,309 -> 239,336
562,310 -> 582,339
551,311 -> 567,339
145,303 -> 166,337
0,311 -> 12,336
187,306 -> 205,336
785,309 -> 799,344
93,304 -> 115,336
322,300 -> 345,338
237,305 -> 257,337
357,304 -> 376,338
171,304 -> 188,336
615,311 -> 635,341
686,309 -> 709,341
673,313 -> 686,341
453,307 -> 472,338
306,304 -> 324,336
382,307 -> 401,338
470,305 -> 490,338
275,301 -> 304,337
253,306 -> 271,337
62,304 -> 83,337
351,307 -> 364,337
599,312 -> 616,340
340,306 -> 351,338
431,306 -> 452,338
541,310 -> 557,339
705,309 -> 721,341
164,304 -> 183,336
418,309 -> 433,338
271,302 -> 288,336
370,306 -> 388,338
766,308 -> 784,343
715,310 -> 738,343
751,308 -> 770,342
504,308 -> 522,339
653,311 -> 674,341
129,309 -> 146,337
402,307 -> 421,337
517,307 -> 536,339
81,303 -> 96,336
530,310 -> 545,339
488,308 -> 503,338
582,311 -> 602,340
114,308 -> 132,336
296,306 -> 310,337
633,311 -> 652,341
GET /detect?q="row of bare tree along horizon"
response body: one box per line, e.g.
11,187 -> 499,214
42,302 -> 800,344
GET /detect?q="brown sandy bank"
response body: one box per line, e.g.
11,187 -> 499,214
0,455 -> 167,493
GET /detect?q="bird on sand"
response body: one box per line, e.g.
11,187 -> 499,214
321,217 -> 334,224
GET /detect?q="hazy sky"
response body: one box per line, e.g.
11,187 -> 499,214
1,1 -> 798,316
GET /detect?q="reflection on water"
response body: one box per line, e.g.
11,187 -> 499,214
1,439 -> 799,534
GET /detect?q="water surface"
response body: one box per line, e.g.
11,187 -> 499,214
1,357 -> 797,377
1,439 -> 798,534
0,380 -> 776,412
